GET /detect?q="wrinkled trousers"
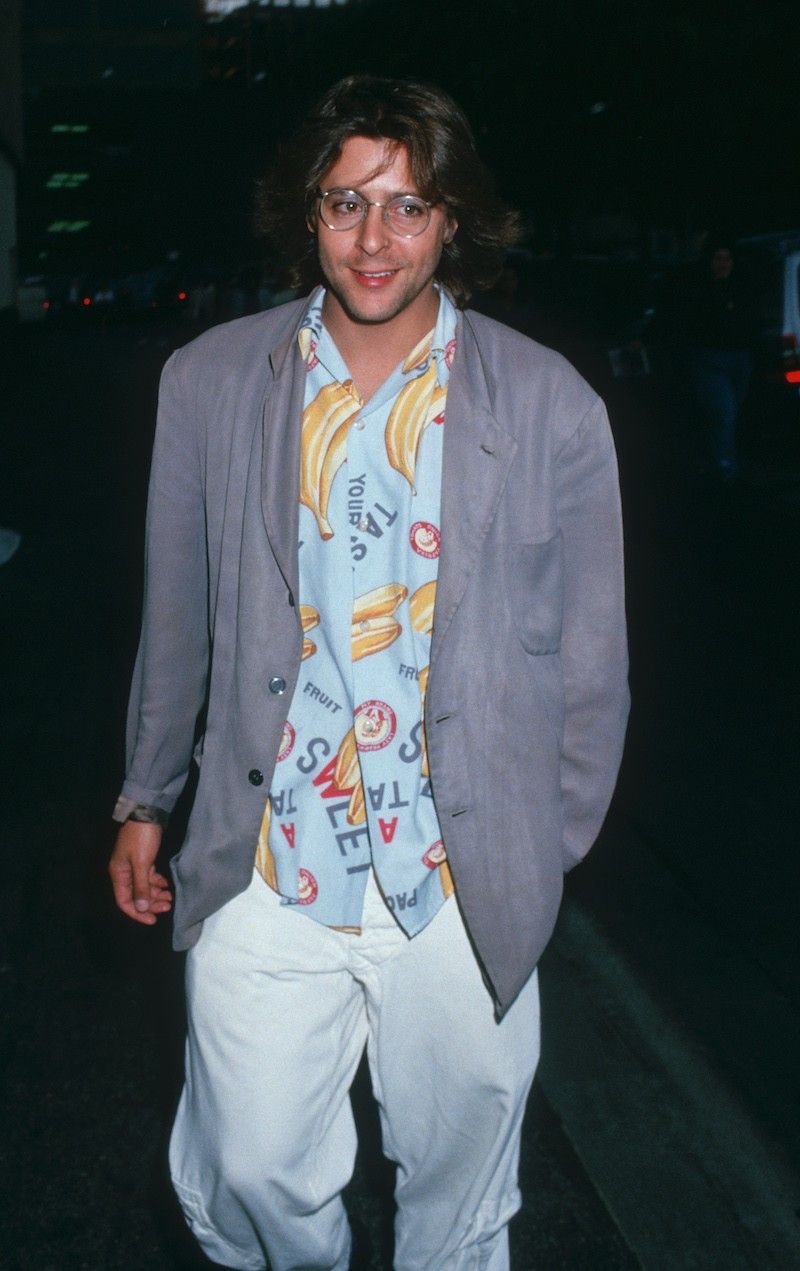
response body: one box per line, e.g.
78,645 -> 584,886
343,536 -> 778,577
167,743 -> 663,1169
169,868 -> 540,1270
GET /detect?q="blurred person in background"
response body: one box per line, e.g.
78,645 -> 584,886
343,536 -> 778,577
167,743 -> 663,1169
188,272 -> 218,327
682,235 -> 757,481
109,75 -> 629,1271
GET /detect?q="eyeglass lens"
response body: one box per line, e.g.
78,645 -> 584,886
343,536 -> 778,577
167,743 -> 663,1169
319,191 -> 430,236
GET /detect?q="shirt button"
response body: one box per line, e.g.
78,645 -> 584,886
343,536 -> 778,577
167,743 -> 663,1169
248,768 -> 264,786
268,676 -> 287,695
357,517 -> 369,531
354,419 -> 365,430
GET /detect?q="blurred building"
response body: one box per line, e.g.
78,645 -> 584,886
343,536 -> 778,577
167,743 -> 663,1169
17,0 -> 385,287
0,0 -> 23,322
200,1 -> 367,88
19,0 -> 200,281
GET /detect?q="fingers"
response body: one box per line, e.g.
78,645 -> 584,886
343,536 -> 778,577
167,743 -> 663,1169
132,851 -> 153,913
109,821 -> 171,925
109,860 -> 157,924
148,869 -> 173,915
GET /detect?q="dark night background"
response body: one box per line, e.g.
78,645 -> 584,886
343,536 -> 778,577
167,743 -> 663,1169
1,2 -> 800,1268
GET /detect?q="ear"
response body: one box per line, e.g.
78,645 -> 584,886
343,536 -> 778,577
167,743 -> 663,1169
443,216 -> 458,245
306,212 -> 317,235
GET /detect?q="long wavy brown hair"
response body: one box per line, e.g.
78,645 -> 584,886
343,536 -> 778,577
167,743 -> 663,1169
254,75 -> 520,307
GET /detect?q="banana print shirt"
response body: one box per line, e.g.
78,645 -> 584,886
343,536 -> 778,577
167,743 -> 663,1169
255,285 -> 458,934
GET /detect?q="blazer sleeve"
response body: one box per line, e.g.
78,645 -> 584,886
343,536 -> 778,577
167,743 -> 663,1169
116,345 -> 210,816
555,397 -> 630,871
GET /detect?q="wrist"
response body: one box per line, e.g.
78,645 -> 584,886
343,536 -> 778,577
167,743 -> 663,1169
113,796 -> 169,828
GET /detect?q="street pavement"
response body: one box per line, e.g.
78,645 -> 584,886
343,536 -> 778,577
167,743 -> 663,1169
1,316 -> 798,1268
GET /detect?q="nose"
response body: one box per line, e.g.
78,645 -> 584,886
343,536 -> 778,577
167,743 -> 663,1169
355,203 -> 391,255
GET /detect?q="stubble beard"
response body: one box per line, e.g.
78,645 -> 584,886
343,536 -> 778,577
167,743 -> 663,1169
324,269 -> 437,328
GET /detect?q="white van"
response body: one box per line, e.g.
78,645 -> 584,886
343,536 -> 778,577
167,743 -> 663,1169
739,234 -> 800,434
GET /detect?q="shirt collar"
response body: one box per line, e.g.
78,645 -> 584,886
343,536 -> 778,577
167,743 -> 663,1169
298,284 -> 458,390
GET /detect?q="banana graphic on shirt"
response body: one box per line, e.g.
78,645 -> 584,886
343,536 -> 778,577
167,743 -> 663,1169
409,580 -> 436,637
402,329 -> 435,374
385,361 -> 446,493
300,604 -> 320,661
300,380 -> 363,539
298,327 -> 315,364
255,798 -> 278,890
334,726 -> 366,826
351,583 -> 407,661
439,861 -> 455,897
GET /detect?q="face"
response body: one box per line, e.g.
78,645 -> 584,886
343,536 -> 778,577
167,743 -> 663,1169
311,135 -> 456,329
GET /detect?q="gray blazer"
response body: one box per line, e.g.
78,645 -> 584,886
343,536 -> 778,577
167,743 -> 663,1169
119,296 -> 629,1016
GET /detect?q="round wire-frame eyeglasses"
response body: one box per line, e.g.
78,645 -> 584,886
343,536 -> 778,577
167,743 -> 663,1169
316,188 -> 434,237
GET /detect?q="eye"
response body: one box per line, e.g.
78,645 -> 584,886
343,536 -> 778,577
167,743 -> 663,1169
321,191 -> 364,223
394,199 -> 425,218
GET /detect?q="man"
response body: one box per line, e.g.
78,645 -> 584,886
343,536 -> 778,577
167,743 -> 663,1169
110,76 -> 629,1271
681,236 -> 755,482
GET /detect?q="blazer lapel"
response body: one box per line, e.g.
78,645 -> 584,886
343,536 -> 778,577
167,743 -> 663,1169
430,312 -> 518,671
260,313 -> 306,600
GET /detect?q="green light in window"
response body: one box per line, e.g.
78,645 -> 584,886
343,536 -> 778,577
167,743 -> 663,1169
50,124 -> 90,133
45,172 -> 90,189
46,220 -> 91,233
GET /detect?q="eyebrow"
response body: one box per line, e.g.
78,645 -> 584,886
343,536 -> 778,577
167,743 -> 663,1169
325,184 -> 422,198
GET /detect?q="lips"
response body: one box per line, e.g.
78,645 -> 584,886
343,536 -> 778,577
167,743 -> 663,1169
350,268 -> 400,288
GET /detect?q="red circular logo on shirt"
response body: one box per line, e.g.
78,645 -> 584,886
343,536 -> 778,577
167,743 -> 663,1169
410,521 -> 441,559
422,841 -> 446,869
277,720 -> 295,762
297,868 -> 318,905
354,700 -> 397,751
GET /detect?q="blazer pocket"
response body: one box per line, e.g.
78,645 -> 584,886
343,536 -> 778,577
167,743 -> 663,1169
506,532 -> 563,654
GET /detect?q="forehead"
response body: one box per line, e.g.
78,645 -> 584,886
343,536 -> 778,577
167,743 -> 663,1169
321,135 -> 416,193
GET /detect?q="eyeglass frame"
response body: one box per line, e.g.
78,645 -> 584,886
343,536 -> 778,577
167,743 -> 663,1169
314,187 -> 437,237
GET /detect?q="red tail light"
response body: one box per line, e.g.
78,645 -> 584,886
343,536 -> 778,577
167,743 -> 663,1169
785,370 -> 800,384
178,291 -> 187,301
82,296 -> 91,306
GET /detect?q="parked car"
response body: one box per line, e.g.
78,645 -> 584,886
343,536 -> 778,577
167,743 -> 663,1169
738,233 -> 800,443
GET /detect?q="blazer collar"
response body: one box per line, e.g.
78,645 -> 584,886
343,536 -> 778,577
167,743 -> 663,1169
261,297 -> 310,599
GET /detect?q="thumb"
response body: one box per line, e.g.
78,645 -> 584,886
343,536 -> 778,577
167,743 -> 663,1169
132,858 -> 153,913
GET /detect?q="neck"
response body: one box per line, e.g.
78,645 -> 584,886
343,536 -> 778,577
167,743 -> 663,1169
321,285 -> 439,399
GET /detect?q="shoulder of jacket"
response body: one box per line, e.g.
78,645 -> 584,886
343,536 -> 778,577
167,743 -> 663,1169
168,296 -> 308,380
462,307 -> 602,442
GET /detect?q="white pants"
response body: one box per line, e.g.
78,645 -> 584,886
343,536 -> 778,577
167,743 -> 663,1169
169,869 -> 540,1271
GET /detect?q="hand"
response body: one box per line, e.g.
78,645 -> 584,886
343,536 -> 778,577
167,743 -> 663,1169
109,820 -> 172,925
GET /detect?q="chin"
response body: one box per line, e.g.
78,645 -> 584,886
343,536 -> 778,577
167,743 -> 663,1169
329,274 -> 436,328
334,289 -> 411,326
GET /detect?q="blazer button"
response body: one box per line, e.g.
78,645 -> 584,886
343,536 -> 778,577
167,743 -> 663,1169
269,676 -> 287,695
248,768 -> 264,787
